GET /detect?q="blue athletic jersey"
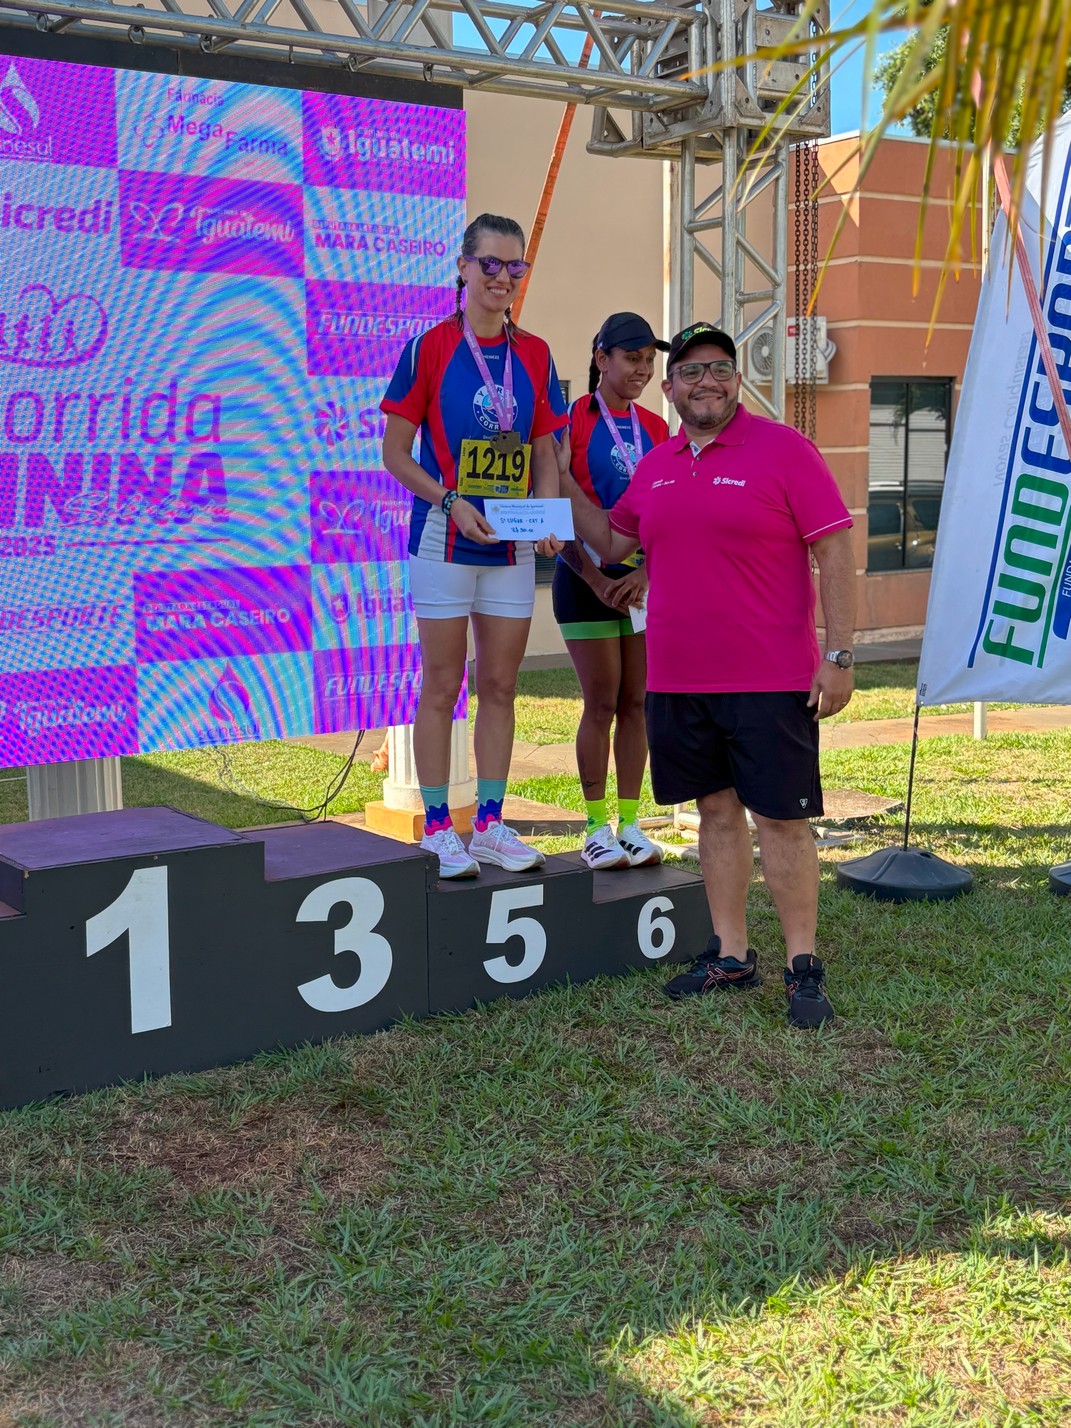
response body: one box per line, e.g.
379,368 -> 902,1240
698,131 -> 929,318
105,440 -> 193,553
381,319 -> 568,566
568,397 -> 669,511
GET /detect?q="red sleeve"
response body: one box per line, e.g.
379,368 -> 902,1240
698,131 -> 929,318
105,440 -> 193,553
569,402 -> 598,504
379,328 -> 437,426
528,337 -> 569,440
637,405 -> 670,446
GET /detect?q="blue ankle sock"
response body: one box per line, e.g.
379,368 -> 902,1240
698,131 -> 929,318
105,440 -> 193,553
420,783 -> 451,834
475,777 -> 507,832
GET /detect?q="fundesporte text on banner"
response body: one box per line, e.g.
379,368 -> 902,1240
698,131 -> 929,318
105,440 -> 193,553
917,112 -> 1071,707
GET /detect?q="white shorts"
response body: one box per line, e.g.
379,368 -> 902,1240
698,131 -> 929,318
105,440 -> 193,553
409,554 -> 535,620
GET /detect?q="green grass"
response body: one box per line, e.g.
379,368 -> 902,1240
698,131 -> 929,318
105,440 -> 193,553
498,662 -> 1034,747
3,730 -> 1071,1423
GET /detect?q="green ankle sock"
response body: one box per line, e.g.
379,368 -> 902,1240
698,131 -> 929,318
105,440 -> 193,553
618,797 -> 639,829
585,797 -> 608,834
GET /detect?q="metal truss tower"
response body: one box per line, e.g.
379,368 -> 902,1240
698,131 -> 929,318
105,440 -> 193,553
0,0 -> 829,414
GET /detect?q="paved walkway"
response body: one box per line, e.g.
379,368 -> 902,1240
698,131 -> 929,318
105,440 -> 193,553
298,637 -> 1071,775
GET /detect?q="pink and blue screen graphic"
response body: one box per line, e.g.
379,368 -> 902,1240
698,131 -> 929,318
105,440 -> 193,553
0,52 -> 465,765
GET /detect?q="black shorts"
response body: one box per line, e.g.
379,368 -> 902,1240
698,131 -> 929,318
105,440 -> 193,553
645,690 -> 822,820
551,559 -> 637,640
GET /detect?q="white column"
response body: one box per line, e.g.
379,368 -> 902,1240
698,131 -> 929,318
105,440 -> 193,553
26,757 -> 123,820
382,721 -> 475,812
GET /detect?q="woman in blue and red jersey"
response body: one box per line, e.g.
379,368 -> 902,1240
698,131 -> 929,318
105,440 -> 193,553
553,312 -> 670,872
381,213 -> 567,879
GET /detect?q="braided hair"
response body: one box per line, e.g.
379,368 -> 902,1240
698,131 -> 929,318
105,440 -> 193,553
455,213 -> 527,340
587,337 -> 602,412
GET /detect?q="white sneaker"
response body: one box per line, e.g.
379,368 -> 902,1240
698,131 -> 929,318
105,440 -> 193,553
581,823 -> 630,870
469,819 -> 545,872
617,821 -> 662,867
420,827 -> 479,879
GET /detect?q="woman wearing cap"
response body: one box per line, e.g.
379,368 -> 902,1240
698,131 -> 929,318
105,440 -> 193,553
553,312 -> 670,870
381,213 -> 568,879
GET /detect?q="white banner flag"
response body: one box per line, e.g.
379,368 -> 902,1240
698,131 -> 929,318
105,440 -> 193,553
917,115 -> 1071,706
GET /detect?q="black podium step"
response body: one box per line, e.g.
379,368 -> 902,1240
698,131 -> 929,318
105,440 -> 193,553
0,808 -> 713,1109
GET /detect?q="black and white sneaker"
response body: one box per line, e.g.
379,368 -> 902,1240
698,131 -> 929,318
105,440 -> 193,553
581,823 -> 629,870
616,821 -> 662,867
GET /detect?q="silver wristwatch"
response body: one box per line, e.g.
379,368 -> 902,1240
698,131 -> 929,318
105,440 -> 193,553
824,649 -> 854,669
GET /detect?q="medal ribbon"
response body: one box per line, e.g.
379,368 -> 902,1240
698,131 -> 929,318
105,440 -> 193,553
462,317 -> 515,434
594,389 -> 644,477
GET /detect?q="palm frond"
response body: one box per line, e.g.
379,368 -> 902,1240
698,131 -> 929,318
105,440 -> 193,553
707,1 -> 1071,304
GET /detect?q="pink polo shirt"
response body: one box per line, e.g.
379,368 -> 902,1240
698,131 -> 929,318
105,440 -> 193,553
609,405 -> 852,693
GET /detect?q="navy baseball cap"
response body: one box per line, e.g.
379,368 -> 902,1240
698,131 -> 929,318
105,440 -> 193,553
667,322 -> 737,367
594,312 -> 670,353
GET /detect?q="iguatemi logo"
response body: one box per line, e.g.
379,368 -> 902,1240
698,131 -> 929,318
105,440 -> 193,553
473,384 -> 518,434
0,62 -> 50,163
129,199 -> 295,248
0,284 -> 108,370
329,588 -> 349,623
207,663 -> 260,742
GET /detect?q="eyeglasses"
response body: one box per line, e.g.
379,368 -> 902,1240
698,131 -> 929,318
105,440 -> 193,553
465,255 -> 531,279
672,359 -> 737,383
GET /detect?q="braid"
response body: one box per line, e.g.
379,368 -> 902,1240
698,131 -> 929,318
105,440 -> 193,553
454,274 -> 465,327
588,342 -> 601,411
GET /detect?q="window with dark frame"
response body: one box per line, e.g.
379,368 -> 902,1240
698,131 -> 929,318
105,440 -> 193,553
867,378 -> 952,573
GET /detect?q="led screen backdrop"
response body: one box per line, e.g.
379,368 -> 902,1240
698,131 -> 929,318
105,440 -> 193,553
0,52 -> 464,766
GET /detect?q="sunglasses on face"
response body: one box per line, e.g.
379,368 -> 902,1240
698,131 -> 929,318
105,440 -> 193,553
672,359 -> 737,383
465,255 -> 531,279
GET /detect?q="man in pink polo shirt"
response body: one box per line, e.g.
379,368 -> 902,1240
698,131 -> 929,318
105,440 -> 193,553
559,322 -> 855,1028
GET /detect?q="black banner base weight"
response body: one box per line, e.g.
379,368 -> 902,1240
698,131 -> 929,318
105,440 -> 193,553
1049,860 -> 1071,895
836,845 -> 973,903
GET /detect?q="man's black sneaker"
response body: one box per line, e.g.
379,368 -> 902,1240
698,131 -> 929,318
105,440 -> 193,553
663,936 -> 762,1000
784,954 -> 835,1029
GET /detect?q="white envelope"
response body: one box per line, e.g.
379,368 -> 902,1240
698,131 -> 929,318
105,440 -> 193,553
484,498 -> 575,542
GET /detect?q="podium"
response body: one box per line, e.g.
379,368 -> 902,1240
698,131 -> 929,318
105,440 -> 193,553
0,808 -> 712,1109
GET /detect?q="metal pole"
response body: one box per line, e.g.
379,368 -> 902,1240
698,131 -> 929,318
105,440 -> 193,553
26,758 -> 123,820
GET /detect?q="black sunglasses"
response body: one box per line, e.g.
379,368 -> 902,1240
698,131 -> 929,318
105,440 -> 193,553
465,255 -> 531,279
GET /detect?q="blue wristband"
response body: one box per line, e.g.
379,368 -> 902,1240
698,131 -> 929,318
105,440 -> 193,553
441,490 -> 459,521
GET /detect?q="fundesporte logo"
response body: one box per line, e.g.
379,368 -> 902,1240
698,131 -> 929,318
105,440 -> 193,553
0,283 -> 108,369
207,663 -> 260,741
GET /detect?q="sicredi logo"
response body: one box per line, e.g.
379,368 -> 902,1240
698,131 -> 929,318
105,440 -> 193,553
1,190 -> 114,235
0,62 -> 50,163
207,663 -> 260,742
133,110 -> 290,160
